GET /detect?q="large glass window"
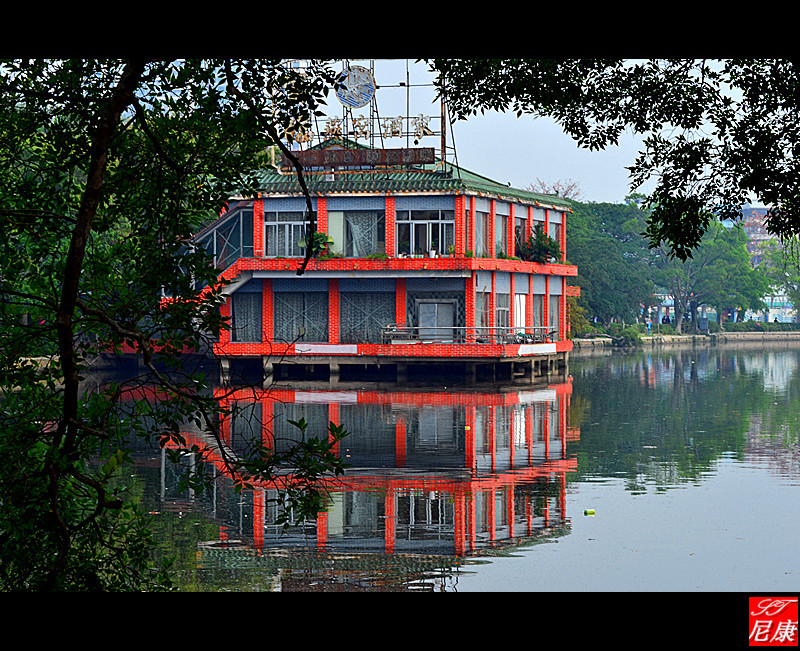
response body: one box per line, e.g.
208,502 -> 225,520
264,211 -> 307,258
496,293 -> 510,329
532,295 -> 544,329
514,214 -> 528,252
195,206 -> 254,270
328,210 -> 385,257
396,209 -> 454,256
475,210 -> 489,257
476,290 -> 491,335
496,214 -> 508,257
514,293 -> 527,329
549,217 -> 562,254
550,295 -> 561,340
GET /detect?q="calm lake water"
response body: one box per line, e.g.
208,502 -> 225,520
132,343 -> 800,593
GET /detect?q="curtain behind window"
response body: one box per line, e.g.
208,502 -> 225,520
232,292 -> 262,342
550,295 -> 561,340
346,211 -> 382,257
273,292 -> 328,343
340,292 -> 394,343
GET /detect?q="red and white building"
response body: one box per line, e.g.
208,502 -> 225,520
196,138 -> 579,383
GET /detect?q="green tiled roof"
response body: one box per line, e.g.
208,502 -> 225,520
252,138 -> 573,212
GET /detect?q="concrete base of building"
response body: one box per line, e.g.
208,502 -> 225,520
218,352 -> 569,388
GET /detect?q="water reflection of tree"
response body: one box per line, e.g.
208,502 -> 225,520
570,347 -> 800,489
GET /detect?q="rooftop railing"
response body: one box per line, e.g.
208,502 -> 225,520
381,325 -> 558,345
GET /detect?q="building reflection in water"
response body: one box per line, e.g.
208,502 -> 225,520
160,376 -> 579,564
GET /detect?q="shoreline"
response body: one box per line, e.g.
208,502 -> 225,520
571,330 -> 800,354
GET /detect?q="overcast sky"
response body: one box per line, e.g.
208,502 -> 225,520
318,59 -> 649,204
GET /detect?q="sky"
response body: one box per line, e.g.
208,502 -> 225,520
316,59 -> 649,204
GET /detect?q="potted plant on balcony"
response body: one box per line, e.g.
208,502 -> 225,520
429,242 -> 437,258
298,231 -> 334,258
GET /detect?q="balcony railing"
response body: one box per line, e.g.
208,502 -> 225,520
381,325 -> 558,345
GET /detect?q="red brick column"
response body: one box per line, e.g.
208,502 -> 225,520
489,271 -> 496,328
455,195 -> 466,256
561,276 -> 567,341
328,403 -> 340,453
328,278 -> 339,344
544,208 -> 550,243
489,200 -> 496,258
220,297 -> 231,344
385,196 -> 395,256
466,197 -> 475,255
396,278 -> 406,325
509,272 -> 515,329
465,273 -> 476,340
508,204 -> 515,258
262,279 -> 273,343
527,274 -> 534,328
316,197 -> 327,234
254,197 -> 264,257
526,206 -> 533,240
544,276 -> 551,342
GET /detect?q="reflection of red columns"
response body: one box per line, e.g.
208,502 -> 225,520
317,511 -> 327,550
395,419 -> 406,467
560,474 -> 567,523
261,399 -> 274,449
544,402 -> 551,460
526,493 -> 534,536
560,395 -> 567,458
543,482 -> 550,527
220,407 -> 231,445
509,410 -> 515,469
507,487 -> 515,539
526,405 -> 534,465
465,406 -> 476,469
489,407 -> 496,472
253,489 -> 264,549
385,487 -> 396,554
488,489 -> 496,545
328,403 -> 340,454
468,493 -> 476,552
454,492 -> 466,556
